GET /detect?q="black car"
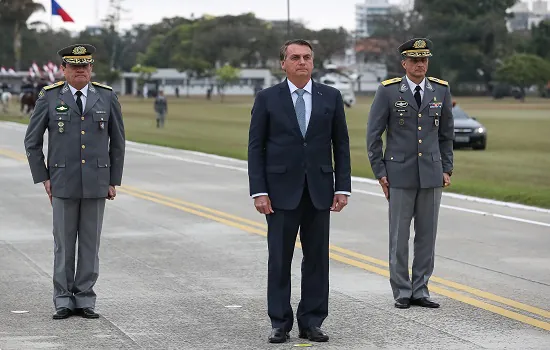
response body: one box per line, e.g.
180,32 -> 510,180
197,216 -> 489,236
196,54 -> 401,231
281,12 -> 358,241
452,103 -> 487,150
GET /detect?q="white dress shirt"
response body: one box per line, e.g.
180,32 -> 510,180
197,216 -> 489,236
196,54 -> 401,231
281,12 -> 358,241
68,83 -> 88,111
251,79 -> 350,198
405,75 -> 426,102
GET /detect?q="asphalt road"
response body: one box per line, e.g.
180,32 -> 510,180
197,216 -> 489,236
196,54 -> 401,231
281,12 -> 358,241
0,121 -> 549,350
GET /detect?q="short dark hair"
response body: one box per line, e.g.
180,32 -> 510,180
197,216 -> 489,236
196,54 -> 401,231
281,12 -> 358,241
279,39 -> 314,61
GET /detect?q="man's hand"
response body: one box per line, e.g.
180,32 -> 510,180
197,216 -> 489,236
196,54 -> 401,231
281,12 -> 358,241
378,176 -> 390,200
107,185 -> 116,200
254,195 -> 274,214
330,194 -> 349,212
43,179 -> 52,204
443,173 -> 451,188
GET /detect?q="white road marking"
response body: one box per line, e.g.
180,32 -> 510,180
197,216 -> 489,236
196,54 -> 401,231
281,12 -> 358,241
2,122 -> 549,228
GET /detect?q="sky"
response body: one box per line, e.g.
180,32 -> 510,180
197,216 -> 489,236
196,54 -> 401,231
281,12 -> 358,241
28,0 -> 408,32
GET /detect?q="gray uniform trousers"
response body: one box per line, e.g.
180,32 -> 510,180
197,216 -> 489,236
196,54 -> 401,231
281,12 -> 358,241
388,187 -> 442,300
52,197 -> 105,311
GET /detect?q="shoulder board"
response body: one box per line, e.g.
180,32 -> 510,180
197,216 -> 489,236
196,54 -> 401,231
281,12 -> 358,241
428,77 -> 448,86
381,77 -> 402,86
43,81 -> 64,90
92,82 -> 112,90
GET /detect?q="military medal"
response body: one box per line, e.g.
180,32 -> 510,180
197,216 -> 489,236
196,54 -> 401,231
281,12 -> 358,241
435,119 -> 439,126
399,119 -> 405,125
99,121 -> 105,130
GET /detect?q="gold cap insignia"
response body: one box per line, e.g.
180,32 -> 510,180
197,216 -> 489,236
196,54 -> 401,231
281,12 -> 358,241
413,40 -> 426,49
72,46 -> 87,55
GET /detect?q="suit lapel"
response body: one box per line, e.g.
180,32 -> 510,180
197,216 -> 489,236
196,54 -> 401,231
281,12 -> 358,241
59,82 -> 81,116
279,79 -> 303,139
399,76 -> 418,112
83,83 -> 99,116
419,79 -> 435,112
306,81 -> 323,138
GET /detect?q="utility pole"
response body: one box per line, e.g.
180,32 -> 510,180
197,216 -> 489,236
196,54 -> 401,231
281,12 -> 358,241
287,0 -> 290,38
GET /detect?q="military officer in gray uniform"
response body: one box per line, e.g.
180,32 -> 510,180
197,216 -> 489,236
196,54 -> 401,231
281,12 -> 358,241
24,44 -> 125,319
366,38 -> 454,309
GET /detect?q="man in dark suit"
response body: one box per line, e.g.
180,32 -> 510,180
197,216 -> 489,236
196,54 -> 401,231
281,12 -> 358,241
247,39 -> 351,344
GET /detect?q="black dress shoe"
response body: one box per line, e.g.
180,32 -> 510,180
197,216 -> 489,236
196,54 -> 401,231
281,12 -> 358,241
411,297 -> 440,308
52,308 -> 72,319
268,328 -> 289,343
298,327 -> 329,342
394,298 -> 410,309
81,308 -> 100,318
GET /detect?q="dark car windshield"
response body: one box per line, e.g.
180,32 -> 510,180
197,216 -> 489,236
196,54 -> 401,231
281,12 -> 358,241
452,105 -> 469,119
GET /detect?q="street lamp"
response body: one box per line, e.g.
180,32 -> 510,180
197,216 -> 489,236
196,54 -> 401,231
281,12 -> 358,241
287,0 -> 290,37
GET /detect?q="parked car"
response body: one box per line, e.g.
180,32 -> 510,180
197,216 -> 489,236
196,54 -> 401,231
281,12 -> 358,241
452,102 -> 487,150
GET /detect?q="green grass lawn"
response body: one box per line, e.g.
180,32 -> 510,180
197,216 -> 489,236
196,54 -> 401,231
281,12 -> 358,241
2,94 -> 550,208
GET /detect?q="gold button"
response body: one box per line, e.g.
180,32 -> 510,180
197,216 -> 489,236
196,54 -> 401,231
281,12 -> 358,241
400,113 -> 403,116
81,131 -> 85,135
81,159 -> 86,164
418,113 -> 422,118
390,157 -> 394,160
82,145 -> 86,149
419,139 -> 422,144
81,117 -> 85,121
418,126 -> 422,130
419,152 -> 422,156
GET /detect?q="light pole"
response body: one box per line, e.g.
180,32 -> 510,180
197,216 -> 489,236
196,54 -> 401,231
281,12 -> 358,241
287,0 -> 290,38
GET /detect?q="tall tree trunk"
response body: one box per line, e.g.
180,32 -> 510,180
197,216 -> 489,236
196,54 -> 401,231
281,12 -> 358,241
13,21 -> 22,71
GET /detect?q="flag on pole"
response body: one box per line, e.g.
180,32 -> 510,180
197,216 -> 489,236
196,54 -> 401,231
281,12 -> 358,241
51,0 -> 74,22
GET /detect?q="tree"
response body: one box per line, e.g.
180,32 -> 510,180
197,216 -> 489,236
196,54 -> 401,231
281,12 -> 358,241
495,53 -> 550,100
215,64 -> 240,102
0,0 -> 45,70
131,64 -> 157,96
413,0 -> 518,88
531,20 -> 550,60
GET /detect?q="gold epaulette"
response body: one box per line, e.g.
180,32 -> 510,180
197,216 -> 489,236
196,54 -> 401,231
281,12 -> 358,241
43,81 -> 64,90
92,81 -> 112,90
381,77 -> 402,86
428,77 -> 449,86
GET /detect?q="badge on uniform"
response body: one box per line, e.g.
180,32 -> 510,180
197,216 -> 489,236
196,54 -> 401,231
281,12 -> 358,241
99,121 -> 105,130
58,121 -> 64,133
399,119 -> 405,125
55,105 -> 68,112
395,100 -> 408,108
435,119 -> 439,126
429,102 -> 442,108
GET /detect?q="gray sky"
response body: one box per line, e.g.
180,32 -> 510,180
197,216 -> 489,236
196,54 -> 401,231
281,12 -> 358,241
30,0 -> 405,32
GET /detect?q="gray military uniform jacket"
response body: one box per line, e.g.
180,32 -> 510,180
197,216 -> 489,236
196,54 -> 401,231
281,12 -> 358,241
366,76 -> 454,188
24,81 -> 125,198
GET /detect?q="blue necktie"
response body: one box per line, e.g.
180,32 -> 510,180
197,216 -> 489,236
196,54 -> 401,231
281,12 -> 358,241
295,89 -> 306,136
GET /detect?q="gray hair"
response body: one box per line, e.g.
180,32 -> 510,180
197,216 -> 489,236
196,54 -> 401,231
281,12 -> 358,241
279,39 -> 314,61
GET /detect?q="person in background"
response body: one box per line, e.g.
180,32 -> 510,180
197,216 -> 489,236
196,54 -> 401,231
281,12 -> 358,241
154,89 -> 168,128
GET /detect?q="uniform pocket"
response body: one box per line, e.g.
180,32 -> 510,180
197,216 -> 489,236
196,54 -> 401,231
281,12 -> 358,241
384,152 -> 405,162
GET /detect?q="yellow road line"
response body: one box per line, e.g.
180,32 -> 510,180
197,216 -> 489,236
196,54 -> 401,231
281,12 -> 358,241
119,186 -> 550,332
121,184 -> 550,320
0,149 -> 27,162
2,149 -> 549,331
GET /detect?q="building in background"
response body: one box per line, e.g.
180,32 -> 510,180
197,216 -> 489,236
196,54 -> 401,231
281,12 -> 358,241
355,0 -> 396,38
507,0 -> 549,31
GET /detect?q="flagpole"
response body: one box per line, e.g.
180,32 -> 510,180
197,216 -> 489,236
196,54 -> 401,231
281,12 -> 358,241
50,0 -> 53,31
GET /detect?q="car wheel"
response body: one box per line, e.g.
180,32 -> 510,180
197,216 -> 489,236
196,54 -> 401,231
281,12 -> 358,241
473,143 -> 486,150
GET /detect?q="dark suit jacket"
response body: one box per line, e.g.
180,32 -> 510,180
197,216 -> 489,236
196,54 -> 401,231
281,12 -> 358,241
247,79 -> 351,211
